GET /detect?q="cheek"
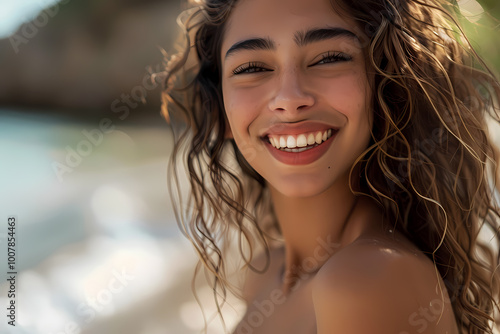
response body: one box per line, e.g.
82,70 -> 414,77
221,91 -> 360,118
321,73 -> 371,124
223,87 -> 263,136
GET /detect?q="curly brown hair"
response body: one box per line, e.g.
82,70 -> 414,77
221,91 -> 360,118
162,0 -> 500,332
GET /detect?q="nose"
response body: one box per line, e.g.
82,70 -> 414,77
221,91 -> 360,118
268,69 -> 315,113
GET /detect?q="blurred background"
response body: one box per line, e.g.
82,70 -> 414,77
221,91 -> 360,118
0,0 -> 246,333
0,0 -> 498,333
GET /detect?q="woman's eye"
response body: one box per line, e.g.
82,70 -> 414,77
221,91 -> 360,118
312,52 -> 352,66
232,62 -> 270,75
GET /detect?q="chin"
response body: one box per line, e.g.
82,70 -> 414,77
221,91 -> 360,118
267,173 -> 340,199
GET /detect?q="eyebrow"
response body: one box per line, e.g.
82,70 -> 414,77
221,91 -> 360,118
225,38 -> 274,60
224,27 -> 359,60
295,27 -> 359,46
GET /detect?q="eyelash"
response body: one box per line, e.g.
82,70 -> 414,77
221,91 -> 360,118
231,51 -> 352,75
313,51 -> 352,65
232,62 -> 269,75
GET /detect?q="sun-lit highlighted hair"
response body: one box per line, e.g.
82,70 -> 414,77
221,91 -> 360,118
162,0 -> 500,332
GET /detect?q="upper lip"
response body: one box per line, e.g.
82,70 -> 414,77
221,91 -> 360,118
260,121 -> 340,138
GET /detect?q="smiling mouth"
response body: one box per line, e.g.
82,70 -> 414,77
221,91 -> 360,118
265,128 -> 337,153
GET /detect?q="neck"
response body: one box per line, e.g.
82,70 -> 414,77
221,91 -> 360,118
268,175 -> 378,294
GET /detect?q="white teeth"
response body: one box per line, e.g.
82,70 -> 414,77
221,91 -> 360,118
268,129 -> 335,150
287,135 -> 296,148
315,132 -> 322,144
297,134 -> 307,147
307,133 -> 315,145
280,136 -> 286,148
281,146 -> 311,153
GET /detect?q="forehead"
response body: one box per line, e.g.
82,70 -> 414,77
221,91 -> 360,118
221,0 -> 358,54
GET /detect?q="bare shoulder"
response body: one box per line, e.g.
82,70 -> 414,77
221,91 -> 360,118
312,234 -> 459,334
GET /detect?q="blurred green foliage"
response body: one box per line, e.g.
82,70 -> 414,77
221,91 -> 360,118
455,0 -> 500,75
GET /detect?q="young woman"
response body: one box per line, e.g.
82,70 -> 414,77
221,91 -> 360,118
162,0 -> 500,333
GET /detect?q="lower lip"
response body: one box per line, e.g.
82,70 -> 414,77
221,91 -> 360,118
264,132 -> 336,165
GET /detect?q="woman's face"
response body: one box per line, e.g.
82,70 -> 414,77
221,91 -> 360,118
221,0 -> 373,198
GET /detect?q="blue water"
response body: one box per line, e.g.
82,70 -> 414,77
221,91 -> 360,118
0,109 -> 179,270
